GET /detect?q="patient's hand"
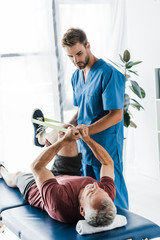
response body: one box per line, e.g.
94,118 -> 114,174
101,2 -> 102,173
63,127 -> 81,142
45,139 -> 52,147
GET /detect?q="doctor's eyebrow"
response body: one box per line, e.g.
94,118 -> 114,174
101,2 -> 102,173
76,51 -> 82,56
68,51 -> 82,57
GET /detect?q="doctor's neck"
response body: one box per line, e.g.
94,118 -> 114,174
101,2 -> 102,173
83,54 -> 98,73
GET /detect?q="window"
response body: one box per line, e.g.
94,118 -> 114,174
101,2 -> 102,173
56,0 -> 126,121
0,0 -> 126,171
0,0 -> 59,171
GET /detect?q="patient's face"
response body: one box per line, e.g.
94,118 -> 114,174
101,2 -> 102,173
81,182 -> 110,210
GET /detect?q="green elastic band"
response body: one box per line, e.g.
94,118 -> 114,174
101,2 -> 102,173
44,118 -> 74,127
32,119 -> 67,133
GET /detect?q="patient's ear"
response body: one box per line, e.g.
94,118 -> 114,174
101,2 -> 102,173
79,206 -> 85,217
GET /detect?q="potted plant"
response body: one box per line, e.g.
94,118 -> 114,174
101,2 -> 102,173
109,50 -> 146,128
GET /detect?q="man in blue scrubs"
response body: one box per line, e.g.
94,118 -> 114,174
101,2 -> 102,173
35,28 -> 128,210
61,28 -> 128,210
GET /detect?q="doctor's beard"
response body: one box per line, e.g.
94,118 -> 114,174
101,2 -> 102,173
75,54 -> 89,70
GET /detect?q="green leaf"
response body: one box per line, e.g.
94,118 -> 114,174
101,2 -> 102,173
125,74 -> 131,81
140,87 -> 146,98
125,76 -> 129,82
107,59 -> 123,70
132,61 -> 142,65
130,80 -> 142,98
123,50 -> 130,63
130,103 -> 141,110
131,98 -> 144,109
130,99 -> 144,111
130,120 -> 137,128
127,109 -> 133,117
119,54 -> 125,63
126,61 -> 142,69
124,111 -> 130,127
124,93 -> 130,112
128,69 -> 139,76
126,61 -> 133,69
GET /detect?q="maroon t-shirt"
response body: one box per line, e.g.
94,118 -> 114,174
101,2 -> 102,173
27,175 -> 116,223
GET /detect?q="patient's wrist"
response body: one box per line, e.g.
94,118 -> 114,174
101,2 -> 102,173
82,136 -> 91,143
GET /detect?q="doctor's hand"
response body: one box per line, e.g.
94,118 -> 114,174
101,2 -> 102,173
63,127 -> 81,142
76,125 -> 91,143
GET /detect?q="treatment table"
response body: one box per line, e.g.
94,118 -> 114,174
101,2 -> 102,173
0,178 -> 160,240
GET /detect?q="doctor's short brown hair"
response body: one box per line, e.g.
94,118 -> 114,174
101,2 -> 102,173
62,28 -> 88,48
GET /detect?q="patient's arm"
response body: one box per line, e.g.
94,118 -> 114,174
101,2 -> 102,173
77,125 -> 114,180
31,128 -> 81,190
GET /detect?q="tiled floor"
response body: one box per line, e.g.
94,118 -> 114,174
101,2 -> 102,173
125,165 -> 160,226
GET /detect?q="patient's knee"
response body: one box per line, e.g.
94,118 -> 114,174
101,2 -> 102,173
8,171 -> 23,188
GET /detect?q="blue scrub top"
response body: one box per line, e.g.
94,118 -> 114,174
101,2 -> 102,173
71,59 -> 125,167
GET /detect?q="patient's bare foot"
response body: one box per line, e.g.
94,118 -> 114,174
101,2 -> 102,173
0,162 -> 7,177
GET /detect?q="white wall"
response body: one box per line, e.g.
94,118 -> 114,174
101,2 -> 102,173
126,0 -> 160,178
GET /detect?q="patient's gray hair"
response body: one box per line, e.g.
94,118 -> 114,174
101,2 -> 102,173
84,199 -> 117,227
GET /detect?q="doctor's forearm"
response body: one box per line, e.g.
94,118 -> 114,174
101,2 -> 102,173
88,109 -> 123,135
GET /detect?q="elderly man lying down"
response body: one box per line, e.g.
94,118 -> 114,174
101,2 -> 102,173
0,121 -> 116,227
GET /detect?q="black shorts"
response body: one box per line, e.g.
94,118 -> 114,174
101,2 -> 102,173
16,153 -> 82,200
16,172 -> 36,200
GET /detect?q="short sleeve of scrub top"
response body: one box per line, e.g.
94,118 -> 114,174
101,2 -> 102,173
102,68 -> 125,111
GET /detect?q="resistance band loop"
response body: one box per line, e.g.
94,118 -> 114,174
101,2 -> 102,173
44,118 -> 74,127
32,119 -> 67,133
